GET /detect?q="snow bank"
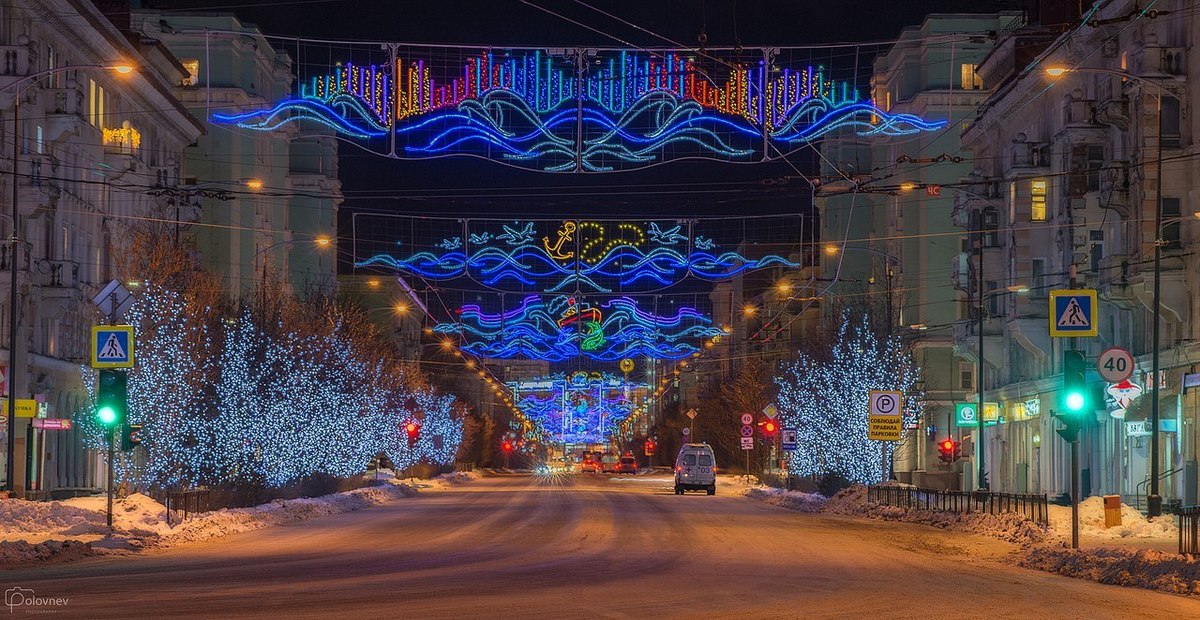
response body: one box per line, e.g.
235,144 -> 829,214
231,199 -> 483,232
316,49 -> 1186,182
822,485 -> 1051,546
432,471 -> 481,486
0,540 -> 93,567
1047,496 -> 1177,540
1019,546 -> 1200,596
744,487 -> 827,513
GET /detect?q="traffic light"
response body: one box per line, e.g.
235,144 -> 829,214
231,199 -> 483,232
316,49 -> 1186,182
502,440 -> 514,453
760,419 -> 778,435
405,421 -> 420,448
120,423 -> 143,451
1062,349 -> 1088,413
95,369 -> 127,428
937,438 -> 957,464
644,439 -> 656,457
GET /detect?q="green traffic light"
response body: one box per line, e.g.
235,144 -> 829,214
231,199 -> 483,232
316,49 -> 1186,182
1065,392 -> 1085,412
96,405 -> 118,426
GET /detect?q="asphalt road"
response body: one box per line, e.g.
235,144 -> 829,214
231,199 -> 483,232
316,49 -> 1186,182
8,474 -> 1199,618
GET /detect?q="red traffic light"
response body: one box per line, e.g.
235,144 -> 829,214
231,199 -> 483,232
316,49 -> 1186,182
405,422 -> 419,435
502,441 -> 514,452
937,438 -> 958,464
762,420 -> 777,434
940,439 -> 954,452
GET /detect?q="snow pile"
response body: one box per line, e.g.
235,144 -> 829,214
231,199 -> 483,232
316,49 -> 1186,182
744,487 -> 827,513
1019,546 -> 1200,596
0,539 -> 93,567
822,485 -> 1051,546
432,471 -> 481,486
1047,496 -> 1177,540
166,481 -> 417,544
0,497 -> 105,540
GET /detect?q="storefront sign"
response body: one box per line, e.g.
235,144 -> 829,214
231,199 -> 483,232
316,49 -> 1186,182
956,402 -> 1000,427
1106,379 -> 1143,419
1125,421 -> 1151,437
1183,372 -> 1200,391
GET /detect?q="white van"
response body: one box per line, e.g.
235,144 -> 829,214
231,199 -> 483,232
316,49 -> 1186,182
674,443 -> 717,495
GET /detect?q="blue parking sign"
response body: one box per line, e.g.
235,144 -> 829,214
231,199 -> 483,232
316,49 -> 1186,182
91,325 -> 134,368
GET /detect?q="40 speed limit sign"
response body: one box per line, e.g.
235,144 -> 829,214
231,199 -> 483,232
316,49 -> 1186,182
1097,347 -> 1134,383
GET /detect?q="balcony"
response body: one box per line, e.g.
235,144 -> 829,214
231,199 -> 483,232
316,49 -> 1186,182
0,46 -> 31,79
1094,97 -> 1130,131
42,87 -> 88,143
36,260 -> 80,291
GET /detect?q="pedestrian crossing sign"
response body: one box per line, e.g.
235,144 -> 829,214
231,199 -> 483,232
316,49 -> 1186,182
1049,289 -> 1098,337
91,325 -> 135,368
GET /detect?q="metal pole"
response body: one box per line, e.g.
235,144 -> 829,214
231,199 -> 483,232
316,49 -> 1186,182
977,213 -> 987,490
1071,437 -> 1079,549
106,427 -> 114,532
1148,90 -> 1164,518
886,261 -> 897,481
5,94 -> 18,494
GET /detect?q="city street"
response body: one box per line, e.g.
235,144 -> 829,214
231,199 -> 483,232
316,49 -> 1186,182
9,474 -> 1197,618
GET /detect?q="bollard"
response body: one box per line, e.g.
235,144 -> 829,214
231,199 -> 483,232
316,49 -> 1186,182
1103,494 -> 1122,528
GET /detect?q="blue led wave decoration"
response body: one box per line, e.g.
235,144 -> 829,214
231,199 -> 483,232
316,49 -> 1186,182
212,50 -> 946,172
435,295 -> 725,362
355,220 -> 800,293
508,372 -> 649,445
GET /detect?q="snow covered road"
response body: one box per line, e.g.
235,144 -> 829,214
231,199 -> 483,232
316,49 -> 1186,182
6,474 -> 1198,618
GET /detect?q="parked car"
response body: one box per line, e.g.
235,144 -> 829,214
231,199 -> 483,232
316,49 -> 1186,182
674,443 -> 717,495
614,454 -> 638,475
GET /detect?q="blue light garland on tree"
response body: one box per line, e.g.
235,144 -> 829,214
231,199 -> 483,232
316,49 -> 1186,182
775,314 -> 924,484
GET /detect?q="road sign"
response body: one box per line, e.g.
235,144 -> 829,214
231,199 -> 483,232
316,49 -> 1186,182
91,325 -> 135,368
740,425 -> 754,437
740,413 -> 753,425
92,279 -> 133,321
1049,289 -> 1098,337
1097,347 -> 1134,383
740,436 -> 754,450
762,403 -> 778,419
681,427 -> 690,436
869,390 -> 902,416
867,415 -> 902,441
955,403 -> 978,426
781,428 -> 798,451
32,418 -> 72,430
686,408 -> 697,420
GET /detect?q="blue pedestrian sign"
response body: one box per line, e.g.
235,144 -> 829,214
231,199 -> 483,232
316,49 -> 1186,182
1049,289 -> 1098,337
91,325 -> 135,368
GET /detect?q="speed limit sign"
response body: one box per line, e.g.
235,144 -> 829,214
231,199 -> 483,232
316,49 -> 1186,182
1097,347 -> 1134,383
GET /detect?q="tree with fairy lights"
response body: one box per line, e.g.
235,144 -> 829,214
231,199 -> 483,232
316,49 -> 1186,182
775,313 -> 923,484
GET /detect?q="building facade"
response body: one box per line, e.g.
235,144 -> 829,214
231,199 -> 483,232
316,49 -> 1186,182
958,0 -> 1200,506
0,0 -> 204,497
818,12 -> 1020,488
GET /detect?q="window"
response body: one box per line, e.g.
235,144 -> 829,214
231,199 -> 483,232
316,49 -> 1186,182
1162,197 -> 1182,249
1030,179 -> 1047,221
35,126 -> 42,154
1069,145 -> 1104,196
181,59 -> 200,87
885,91 -> 891,111
1161,96 -> 1181,148
980,207 -> 1000,248
1031,258 -> 1046,298
960,63 -> 983,90
1008,181 -> 1016,224
986,281 -> 1000,316
1089,230 -> 1104,273
698,454 -> 713,466
683,454 -> 696,466
960,362 -> 975,390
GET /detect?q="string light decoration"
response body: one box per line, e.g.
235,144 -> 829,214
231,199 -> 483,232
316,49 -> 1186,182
76,286 -> 463,489
774,315 -> 924,484
213,50 -> 945,171
508,371 -> 650,445
356,219 -> 800,293
434,295 -> 725,361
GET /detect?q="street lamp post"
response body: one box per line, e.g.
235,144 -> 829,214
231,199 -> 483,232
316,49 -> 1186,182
4,63 -> 132,494
1047,65 -> 1167,516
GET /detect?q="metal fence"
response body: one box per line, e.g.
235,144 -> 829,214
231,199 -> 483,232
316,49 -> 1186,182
1180,505 -> 1200,556
165,489 -> 211,526
868,485 -> 1049,526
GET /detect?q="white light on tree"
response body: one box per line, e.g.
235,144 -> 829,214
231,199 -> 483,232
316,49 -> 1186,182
775,314 -> 923,484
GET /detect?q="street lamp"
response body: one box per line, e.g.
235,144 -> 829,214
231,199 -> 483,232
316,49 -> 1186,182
1046,65 -> 1168,516
4,62 -> 134,494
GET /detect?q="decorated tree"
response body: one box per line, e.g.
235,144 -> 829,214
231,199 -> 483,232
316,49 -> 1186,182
775,314 -> 923,484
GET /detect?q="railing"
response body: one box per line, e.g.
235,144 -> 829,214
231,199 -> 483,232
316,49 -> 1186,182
868,485 -> 1049,526
164,489 -> 211,526
1133,466 -> 1183,512
1180,505 -> 1200,556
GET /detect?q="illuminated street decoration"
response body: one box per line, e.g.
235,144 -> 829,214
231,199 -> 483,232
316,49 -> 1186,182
213,50 -> 945,171
508,372 -> 650,445
435,295 -> 724,361
356,219 -> 799,292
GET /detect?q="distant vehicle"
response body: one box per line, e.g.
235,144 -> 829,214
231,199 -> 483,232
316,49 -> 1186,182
600,453 -> 619,473
577,454 -> 602,474
534,463 -> 551,475
674,443 -> 717,495
615,455 -> 638,475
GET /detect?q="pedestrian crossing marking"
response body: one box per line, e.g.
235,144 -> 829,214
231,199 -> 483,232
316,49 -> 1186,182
1049,289 -> 1098,337
99,334 -> 128,360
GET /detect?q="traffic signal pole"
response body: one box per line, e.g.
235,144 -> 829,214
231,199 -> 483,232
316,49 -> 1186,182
106,427 -> 114,532
1070,436 -> 1079,549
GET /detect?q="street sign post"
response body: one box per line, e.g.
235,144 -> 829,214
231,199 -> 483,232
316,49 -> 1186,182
1097,347 -> 1134,383
740,437 -> 754,450
762,403 -> 778,419
91,325 -> 135,369
1049,289 -> 1098,337
868,390 -> 903,480
740,413 -> 753,426
740,425 -> 754,437
781,428 -> 798,451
